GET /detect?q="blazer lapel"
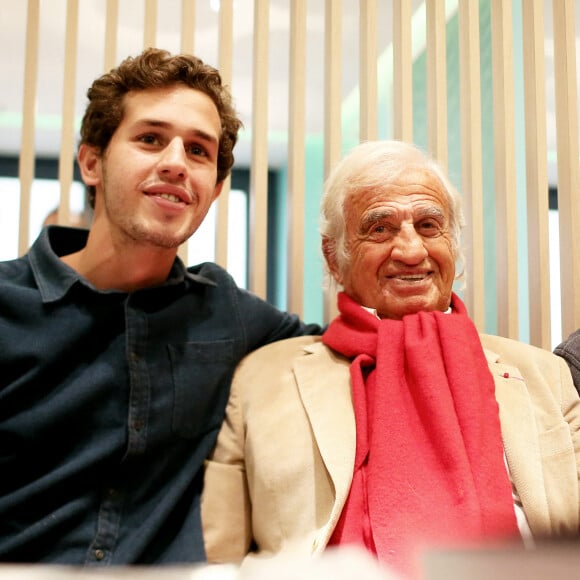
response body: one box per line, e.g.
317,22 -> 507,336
293,342 -> 356,509
484,347 -> 551,531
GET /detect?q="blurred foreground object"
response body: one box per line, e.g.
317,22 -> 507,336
0,548 -> 398,580
423,539 -> 580,579
239,546 -> 400,580
0,563 -> 238,580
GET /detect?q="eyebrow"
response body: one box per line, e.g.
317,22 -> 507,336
134,119 -> 219,145
416,206 -> 446,219
360,205 -> 446,229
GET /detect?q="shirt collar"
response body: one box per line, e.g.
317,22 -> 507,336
28,226 -> 216,303
361,304 -> 452,319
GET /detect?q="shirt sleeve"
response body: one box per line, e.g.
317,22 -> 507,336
236,285 -> 324,348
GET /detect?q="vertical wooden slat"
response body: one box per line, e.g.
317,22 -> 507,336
392,0 -> 413,143
58,0 -> 79,227
215,0 -> 234,270
180,0 -> 196,55
286,0 -> 307,317
177,0 -> 196,265
248,0 -> 270,299
323,0 -> 342,179
18,0 -> 40,256
104,0 -> 118,72
323,0 -> 342,323
426,0 -> 448,169
458,0 -> 485,329
521,0 -> 551,349
359,0 -> 378,141
552,0 -> 580,338
143,0 -> 157,48
490,0 -> 519,339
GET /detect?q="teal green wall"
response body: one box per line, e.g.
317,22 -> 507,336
270,138 -> 325,324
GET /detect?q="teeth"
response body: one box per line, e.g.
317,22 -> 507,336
158,193 -> 181,203
398,275 -> 425,281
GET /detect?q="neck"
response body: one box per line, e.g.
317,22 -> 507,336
61,226 -> 178,293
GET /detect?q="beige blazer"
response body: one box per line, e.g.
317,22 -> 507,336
202,334 -> 580,563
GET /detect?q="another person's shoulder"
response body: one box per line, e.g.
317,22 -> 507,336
554,329 -> 580,368
554,329 -> 580,388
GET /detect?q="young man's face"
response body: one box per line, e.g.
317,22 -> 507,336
80,84 -> 223,249
326,166 -> 456,320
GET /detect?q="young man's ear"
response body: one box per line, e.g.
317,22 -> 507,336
212,180 -> 224,202
77,144 -> 102,188
322,237 -> 342,285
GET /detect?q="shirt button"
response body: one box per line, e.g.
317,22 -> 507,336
95,549 -> 105,560
133,420 -> 144,432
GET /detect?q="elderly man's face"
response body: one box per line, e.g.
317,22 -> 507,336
331,166 -> 456,320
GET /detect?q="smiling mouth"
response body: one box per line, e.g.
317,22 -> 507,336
155,192 -> 183,203
388,273 -> 431,282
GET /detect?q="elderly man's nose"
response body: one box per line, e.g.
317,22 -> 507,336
391,227 -> 428,263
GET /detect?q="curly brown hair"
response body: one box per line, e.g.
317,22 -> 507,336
79,48 -> 242,207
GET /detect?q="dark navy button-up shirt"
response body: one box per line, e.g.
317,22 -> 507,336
0,226 -> 320,565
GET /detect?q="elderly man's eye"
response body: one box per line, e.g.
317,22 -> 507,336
417,220 -> 441,235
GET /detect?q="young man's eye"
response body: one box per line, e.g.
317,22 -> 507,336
139,134 -> 158,145
188,145 -> 207,157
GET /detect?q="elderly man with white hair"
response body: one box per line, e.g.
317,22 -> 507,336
201,140 -> 580,579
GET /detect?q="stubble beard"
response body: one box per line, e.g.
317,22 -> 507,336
101,185 -> 195,250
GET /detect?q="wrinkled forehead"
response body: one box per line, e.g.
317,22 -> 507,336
345,164 -> 451,215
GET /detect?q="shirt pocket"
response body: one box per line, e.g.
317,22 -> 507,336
168,340 -> 236,440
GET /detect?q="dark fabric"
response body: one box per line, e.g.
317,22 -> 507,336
555,329 -> 580,396
0,226 -> 320,566
324,292 -> 518,578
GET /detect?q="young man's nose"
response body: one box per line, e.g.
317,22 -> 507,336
158,138 -> 187,178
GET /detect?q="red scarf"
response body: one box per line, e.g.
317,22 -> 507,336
324,292 -> 518,578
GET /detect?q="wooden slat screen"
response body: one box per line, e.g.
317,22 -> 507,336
522,0 -> 551,349
57,0 -> 79,229
17,0 -> 40,257
10,0 -> 580,347
214,0 -> 234,270
248,0 -> 270,300
491,0 -> 519,340
552,0 -> 580,341
458,0 -> 485,331
287,0 -> 307,316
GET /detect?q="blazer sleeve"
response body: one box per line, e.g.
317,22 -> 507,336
201,372 -> 251,563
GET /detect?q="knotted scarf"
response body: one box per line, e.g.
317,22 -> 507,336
324,292 -> 518,578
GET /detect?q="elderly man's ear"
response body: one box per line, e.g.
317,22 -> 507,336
322,238 -> 342,285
